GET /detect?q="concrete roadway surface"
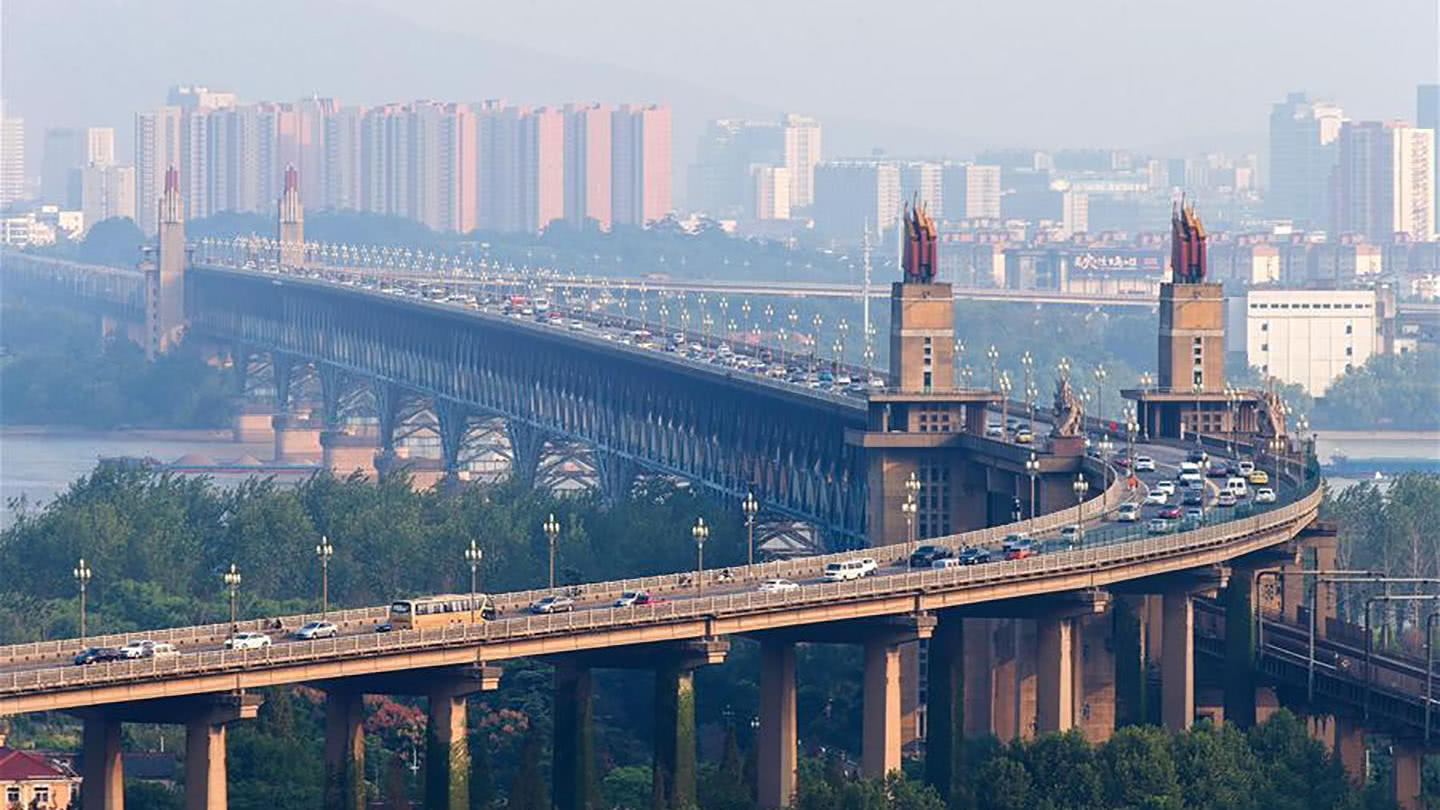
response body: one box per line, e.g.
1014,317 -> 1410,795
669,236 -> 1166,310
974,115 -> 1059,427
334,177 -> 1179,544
4,442 -> 1288,681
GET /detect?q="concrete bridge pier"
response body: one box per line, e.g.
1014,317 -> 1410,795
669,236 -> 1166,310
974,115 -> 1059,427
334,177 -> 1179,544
924,612 -> 967,807
1035,593 -> 1111,735
425,667 -> 502,810
81,716 -> 122,810
758,638 -> 797,809
861,617 -> 937,779
653,640 -> 730,810
1161,568 -> 1229,732
1393,741 -> 1426,810
552,661 -> 595,810
323,691 -> 366,810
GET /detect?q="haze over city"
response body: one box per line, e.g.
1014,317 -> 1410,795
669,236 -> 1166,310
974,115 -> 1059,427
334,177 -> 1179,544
1,2 -> 1439,810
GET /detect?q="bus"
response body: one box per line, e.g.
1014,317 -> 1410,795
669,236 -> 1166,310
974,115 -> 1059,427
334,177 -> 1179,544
388,593 -> 497,631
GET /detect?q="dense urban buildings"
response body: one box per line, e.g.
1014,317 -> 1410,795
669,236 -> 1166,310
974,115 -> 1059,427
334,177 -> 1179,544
129,89 -> 670,235
1267,92 -> 1344,229
1330,120 -> 1435,242
0,102 -> 24,207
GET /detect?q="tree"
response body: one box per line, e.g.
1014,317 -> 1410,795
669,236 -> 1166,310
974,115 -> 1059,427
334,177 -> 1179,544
507,726 -> 547,810
1246,710 -> 1353,810
974,756 -> 1031,810
1169,723 -> 1260,810
78,217 -> 143,267
1097,726 -> 1182,810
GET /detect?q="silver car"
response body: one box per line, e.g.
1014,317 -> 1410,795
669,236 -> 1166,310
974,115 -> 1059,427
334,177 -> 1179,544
294,621 -> 338,640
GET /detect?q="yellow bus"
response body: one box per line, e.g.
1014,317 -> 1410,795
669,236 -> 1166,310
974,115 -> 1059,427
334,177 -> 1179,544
388,593 -> 496,631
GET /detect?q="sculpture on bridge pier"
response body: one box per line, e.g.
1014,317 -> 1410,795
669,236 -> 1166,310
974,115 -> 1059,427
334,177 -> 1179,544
1254,389 -> 1288,438
901,197 -> 937,284
1051,376 -> 1083,437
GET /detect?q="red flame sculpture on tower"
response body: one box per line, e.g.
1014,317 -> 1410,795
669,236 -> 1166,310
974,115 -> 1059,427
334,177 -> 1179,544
283,164 -> 299,193
164,165 -> 180,194
902,197 -> 938,283
1170,196 -> 1207,283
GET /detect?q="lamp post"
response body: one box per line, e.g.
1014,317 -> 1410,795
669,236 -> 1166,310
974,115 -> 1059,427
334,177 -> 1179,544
811,313 -> 824,371
691,517 -> 709,595
1020,350 -> 1034,408
465,540 -> 484,625
1073,474 -> 1088,545
833,338 -> 844,376
902,495 -> 917,549
223,564 -> 242,632
904,471 -> 922,543
955,340 -> 966,389
315,536 -> 334,619
998,372 -> 1013,431
1093,364 -> 1108,424
1098,435 -> 1114,491
1271,437 -> 1286,486
1138,371 -> 1154,440
1124,406 -> 1138,469
1026,383 -> 1038,433
987,345 -> 999,391
742,491 -> 759,565
73,558 -> 91,647
778,328 -> 789,366
1025,453 -> 1040,520
764,304 -> 775,356
1191,381 -> 1204,445
543,513 -> 561,590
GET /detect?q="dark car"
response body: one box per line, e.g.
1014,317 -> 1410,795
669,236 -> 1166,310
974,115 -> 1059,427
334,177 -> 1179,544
74,646 -> 122,665
909,544 -> 954,567
1187,448 -> 1208,464
1206,461 -> 1229,477
1159,505 -> 1183,519
1182,490 -> 1205,506
955,546 -> 992,565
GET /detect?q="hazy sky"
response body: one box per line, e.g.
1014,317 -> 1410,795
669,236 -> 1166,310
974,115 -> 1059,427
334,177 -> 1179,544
3,0 -> 1437,177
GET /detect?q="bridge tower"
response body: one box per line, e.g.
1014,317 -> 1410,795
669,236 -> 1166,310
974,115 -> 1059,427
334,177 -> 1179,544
846,201 -> 1001,545
277,164 -> 304,269
143,165 -> 187,360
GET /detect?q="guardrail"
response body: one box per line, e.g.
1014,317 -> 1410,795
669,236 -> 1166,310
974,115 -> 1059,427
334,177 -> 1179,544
0,483 -> 1321,697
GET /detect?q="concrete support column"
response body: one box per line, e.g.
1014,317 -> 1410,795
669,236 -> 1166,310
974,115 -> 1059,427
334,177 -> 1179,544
862,640 -> 903,778
1036,617 -> 1077,733
1079,614 -> 1116,742
82,716 -> 123,810
925,614 -> 966,807
1223,570 -> 1257,729
758,639 -> 797,808
426,690 -> 471,810
1113,596 -> 1147,727
553,663 -> 596,810
324,691 -> 366,810
1281,563 -> 1303,625
653,665 -> 698,810
184,721 -> 227,810
961,618 -> 995,738
1394,741 -> 1423,810
1161,591 -> 1195,731
1334,717 -> 1367,786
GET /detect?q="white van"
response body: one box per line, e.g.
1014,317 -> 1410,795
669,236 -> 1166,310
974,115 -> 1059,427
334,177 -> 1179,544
1237,460 -> 1256,476
1178,472 -> 1203,489
1226,477 -> 1249,498
1179,461 -> 1201,475
823,559 -> 870,582
1116,503 -> 1141,522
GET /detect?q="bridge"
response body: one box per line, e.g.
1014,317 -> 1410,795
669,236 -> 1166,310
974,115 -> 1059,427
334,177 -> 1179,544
0,191 -> 1427,810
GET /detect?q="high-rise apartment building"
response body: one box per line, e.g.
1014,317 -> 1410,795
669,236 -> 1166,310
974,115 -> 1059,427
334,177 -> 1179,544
325,106 -> 364,211
898,162 -> 943,215
1331,120 -> 1435,242
687,118 -> 782,217
168,85 -> 238,110
940,163 -> 1001,221
80,164 -> 136,231
517,106 -> 563,234
41,128 -> 84,206
134,106 -> 181,234
0,104 -> 24,208
781,114 -> 821,209
563,103 -> 611,229
812,160 -> 900,242
1268,92 -> 1344,228
749,165 -> 790,220
87,127 -> 115,168
611,104 -> 671,226
1419,84 -> 1440,227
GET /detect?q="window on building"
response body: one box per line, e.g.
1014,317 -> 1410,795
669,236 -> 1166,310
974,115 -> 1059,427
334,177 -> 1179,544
1260,322 -> 1268,331
1193,337 -> 1202,345
1345,346 -> 1353,357
1260,343 -> 1269,352
6,787 -> 20,804
1193,370 -> 1203,386
1345,323 -> 1353,335
33,786 -> 49,806
923,372 -> 932,391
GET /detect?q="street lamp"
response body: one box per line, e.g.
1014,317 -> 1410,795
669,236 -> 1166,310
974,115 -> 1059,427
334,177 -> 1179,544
73,558 -> 91,646
987,345 -> 999,391
1020,351 -> 1034,410
1073,474 -> 1088,545
1124,406 -> 1138,469
315,536 -> 334,619
1271,437 -> 1286,485
223,564 -> 242,632
901,495 -> 918,548
465,540 -> 484,625
1138,372 -> 1154,439
998,372 -> 1013,430
742,491 -> 759,565
1025,453 -> 1041,520
1098,435 -> 1114,491
904,471 -> 922,542
691,517 -> 709,594
1192,381 -> 1204,445
1093,365 -> 1108,424
1224,385 -> 1239,455
1026,383 -> 1039,434
543,513 -> 561,590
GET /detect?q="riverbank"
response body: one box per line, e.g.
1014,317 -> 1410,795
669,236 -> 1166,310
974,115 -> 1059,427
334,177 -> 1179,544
1,425 -> 237,442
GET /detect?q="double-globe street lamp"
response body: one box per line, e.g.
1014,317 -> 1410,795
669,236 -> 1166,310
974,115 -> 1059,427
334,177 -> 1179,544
691,517 -> 709,595
1025,453 -> 1041,520
315,536 -> 334,620
73,558 -> 91,647
742,491 -> 760,565
223,564 -> 242,632
903,471 -> 922,545
543,513 -> 561,590
465,540 -> 484,625
1073,474 -> 1088,545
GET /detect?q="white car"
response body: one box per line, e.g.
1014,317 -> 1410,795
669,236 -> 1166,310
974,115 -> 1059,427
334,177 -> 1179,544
148,642 -> 178,658
1147,518 -> 1173,535
294,620 -> 339,640
224,632 -> 272,651
1237,460 -> 1256,476
1117,503 -> 1141,522
1059,525 -> 1082,543
119,640 -> 157,659
1145,490 -> 1168,505
1254,487 -> 1277,504
932,558 -> 964,570
568,320 -> 586,331
758,578 -> 800,593
1155,480 -> 1176,496
1134,456 -> 1156,472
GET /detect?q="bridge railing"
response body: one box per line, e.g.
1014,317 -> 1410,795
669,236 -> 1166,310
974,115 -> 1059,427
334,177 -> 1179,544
0,484 -> 1322,697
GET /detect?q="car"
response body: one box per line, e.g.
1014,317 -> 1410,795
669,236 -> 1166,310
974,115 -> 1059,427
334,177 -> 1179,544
986,425 -> 1005,438
294,620 -> 339,640
1155,480 -> 1176,495
955,546 -> 992,565
868,377 -> 886,389
1179,461 -> 1201,476
613,590 -> 667,607
1254,487 -> 1277,504
1144,490 -> 1168,505
757,578 -> 800,593
1006,417 -> 1021,429
1182,490 -> 1204,507
147,642 -> 178,658
1003,537 -> 1035,560
1059,525 -> 1082,544
1185,507 -> 1205,522
1179,472 -> 1204,490
530,596 -> 576,614
1117,503 -> 1141,522
1237,460 -> 1256,476
1207,461 -> 1229,477
1147,518 -> 1173,535
1134,456 -> 1156,472
1159,505 -> 1182,519
856,557 -> 879,576
74,646 -> 122,665
1215,492 -> 1238,507
374,622 -> 393,633
1249,470 -> 1270,485
932,557 -> 965,570
1015,429 -> 1034,444
909,544 -> 955,568
118,640 -> 157,659
1111,454 -> 1130,468
824,559 -> 872,581
568,320 -> 586,331
1225,477 -> 1250,498
224,632 -> 272,651
1187,449 -> 1208,464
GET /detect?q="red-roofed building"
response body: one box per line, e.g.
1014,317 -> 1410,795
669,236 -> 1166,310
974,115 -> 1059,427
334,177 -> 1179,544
0,742 -> 79,809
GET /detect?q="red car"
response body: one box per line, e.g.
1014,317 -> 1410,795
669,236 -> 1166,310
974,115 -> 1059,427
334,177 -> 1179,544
1158,505 -> 1182,520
